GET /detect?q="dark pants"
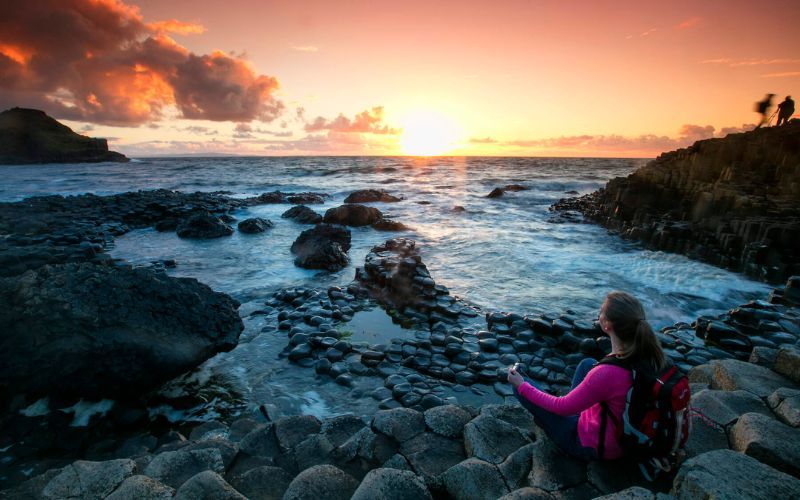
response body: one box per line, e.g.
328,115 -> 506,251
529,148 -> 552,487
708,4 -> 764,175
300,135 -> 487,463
777,114 -> 791,126
514,357 -> 598,460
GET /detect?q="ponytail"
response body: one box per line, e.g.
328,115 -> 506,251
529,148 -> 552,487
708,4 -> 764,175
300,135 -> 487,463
630,318 -> 667,371
603,291 -> 667,371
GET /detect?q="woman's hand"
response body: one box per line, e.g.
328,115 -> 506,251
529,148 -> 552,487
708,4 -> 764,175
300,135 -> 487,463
507,366 -> 524,388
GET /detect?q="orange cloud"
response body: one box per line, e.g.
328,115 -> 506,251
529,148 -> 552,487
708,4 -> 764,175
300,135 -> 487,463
0,0 -> 282,125
761,71 -> 800,78
304,106 -> 398,134
148,20 -> 206,36
676,17 -> 701,29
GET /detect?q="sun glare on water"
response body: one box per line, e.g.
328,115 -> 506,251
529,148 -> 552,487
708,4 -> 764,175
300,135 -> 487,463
399,110 -> 461,156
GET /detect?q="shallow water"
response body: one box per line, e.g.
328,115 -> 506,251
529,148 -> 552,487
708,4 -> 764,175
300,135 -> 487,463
0,156 -> 772,418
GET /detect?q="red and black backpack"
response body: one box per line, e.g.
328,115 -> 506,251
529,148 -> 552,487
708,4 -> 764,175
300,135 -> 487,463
596,355 -> 691,480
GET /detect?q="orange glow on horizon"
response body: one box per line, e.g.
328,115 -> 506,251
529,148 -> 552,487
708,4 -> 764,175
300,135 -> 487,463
399,110 -> 462,156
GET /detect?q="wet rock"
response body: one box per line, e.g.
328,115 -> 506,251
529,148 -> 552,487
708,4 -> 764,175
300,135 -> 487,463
144,448 -> 225,489
372,408 -> 425,442
323,204 -> 382,227
282,464 -> 359,500
174,470 -> 245,500
750,346 -> 779,368
290,223 -> 351,271
372,218 -> 410,231
106,475 -> 175,499
41,459 -> 136,500
729,412 -> 800,476
282,205 -> 322,224
351,468 -> 432,500
176,212 -> 233,239
189,421 -> 229,442
0,262 -> 243,401
487,188 -> 505,198
671,449 -> 800,499
424,405 -> 472,438
344,189 -> 402,203
229,466 -> 293,500
441,458 -> 510,500
237,217 -> 273,233
464,414 -> 532,464
527,439 -> 586,492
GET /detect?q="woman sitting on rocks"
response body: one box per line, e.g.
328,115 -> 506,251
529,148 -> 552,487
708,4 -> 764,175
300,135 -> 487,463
507,291 -> 667,460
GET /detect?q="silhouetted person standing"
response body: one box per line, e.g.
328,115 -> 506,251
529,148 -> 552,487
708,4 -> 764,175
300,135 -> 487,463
777,96 -> 795,126
755,94 -> 775,128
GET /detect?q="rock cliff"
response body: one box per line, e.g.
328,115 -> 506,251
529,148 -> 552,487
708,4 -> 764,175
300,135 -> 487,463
553,121 -> 800,282
0,107 -> 128,164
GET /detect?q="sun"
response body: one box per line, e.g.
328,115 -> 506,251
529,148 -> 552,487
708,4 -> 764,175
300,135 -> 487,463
399,110 -> 461,156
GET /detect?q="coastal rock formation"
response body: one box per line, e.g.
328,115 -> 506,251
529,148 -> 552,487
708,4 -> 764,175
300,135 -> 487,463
290,223 -> 352,271
344,189 -> 402,203
552,122 -> 800,282
247,191 -> 326,205
487,185 -> 529,198
237,217 -> 274,234
0,262 -> 243,402
282,205 -> 323,224
0,108 -> 128,164
176,212 -> 234,239
323,204 -> 383,227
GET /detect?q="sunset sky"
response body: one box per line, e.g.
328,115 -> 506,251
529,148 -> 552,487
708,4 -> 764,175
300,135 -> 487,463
1,0 -> 798,157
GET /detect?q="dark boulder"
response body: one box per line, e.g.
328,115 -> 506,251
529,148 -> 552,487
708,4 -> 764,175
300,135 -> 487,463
487,188 -> 504,198
237,218 -> 274,234
282,205 -> 323,224
290,224 -> 352,271
371,219 -> 410,231
323,205 -> 382,227
0,262 -> 243,402
344,189 -> 402,203
176,212 -> 233,239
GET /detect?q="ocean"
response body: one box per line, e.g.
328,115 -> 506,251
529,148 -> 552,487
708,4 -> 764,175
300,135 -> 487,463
0,156 -> 772,418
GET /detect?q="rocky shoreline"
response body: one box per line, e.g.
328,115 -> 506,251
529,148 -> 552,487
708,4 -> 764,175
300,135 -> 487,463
1,181 -> 799,498
551,122 -> 800,283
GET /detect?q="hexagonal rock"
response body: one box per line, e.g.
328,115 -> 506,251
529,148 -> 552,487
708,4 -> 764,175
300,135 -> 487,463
229,466 -> 293,500
320,414 -> 366,447
729,412 -> 800,477
587,459 -> 649,495
464,414 -> 532,464
670,449 -> 800,499
526,439 -> 586,492
441,458 -> 510,500
398,431 -> 465,478
372,408 -> 425,442
143,448 -> 225,489
479,404 -> 538,439
497,487 -> 555,499
282,464 -> 359,500
174,470 -> 245,500
42,459 -> 136,500
706,359 -> 796,398
498,443 -> 536,490
689,389 -> 771,427
424,405 -> 472,438
593,486 -> 656,499
274,415 -> 321,450
775,345 -> 800,384
239,423 -> 281,458
350,468 -> 432,500
767,388 -> 800,427
106,475 -> 174,499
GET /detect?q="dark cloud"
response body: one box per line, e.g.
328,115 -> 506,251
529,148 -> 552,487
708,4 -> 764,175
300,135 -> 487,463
0,0 -> 283,125
304,106 -> 398,134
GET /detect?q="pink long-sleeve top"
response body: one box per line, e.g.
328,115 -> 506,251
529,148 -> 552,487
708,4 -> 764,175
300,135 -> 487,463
518,364 -> 631,459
